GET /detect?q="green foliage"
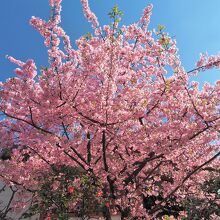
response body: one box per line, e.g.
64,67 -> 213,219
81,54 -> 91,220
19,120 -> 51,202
157,24 -> 166,32
21,165 -> 107,219
182,174 -> 220,220
182,197 -> 220,220
0,148 -> 12,160
108,4 -> 123,20
84,32 -> 92,41
107,5 -> 124,39
202,173 -> 220,194
155,24 -> 172,49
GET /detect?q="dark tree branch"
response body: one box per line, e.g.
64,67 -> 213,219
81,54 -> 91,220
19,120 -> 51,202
62,122 -> 70,140
56,143 -> 87,171
87,132 -> 91,164
187,60 -> 220,74
185,87 -> 209,127
26,145 -> 57,173
107,175 -> 116,199
2,111 -> 53,135
73,106 -> 124,127
70,146 -> 88,165
61,122 -> 88,165
124,154 -> 164,185
0,175 -> 35,193
189,125 -> 210,140
144,161 -> 163,181
29,106 -> 34,125
150,151 -> 220,214
1,186 -> 17,219
102,130 -> 109,172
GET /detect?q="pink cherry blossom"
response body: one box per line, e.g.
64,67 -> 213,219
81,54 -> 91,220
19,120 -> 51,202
0,0 -> 219,219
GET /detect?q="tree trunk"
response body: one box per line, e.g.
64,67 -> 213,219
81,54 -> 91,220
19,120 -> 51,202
102,207 -> 112,220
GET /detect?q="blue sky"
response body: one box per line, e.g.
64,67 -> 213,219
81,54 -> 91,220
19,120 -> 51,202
0,0 -> 219,85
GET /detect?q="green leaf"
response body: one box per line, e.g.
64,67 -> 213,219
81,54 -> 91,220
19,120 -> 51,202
157,24 -> 166,32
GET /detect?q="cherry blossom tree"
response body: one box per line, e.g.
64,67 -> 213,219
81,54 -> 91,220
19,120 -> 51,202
0,0 -> 219,219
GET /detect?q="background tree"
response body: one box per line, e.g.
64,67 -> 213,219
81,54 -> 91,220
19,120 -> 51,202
0,0 -> 219,219
182,169 -> 220,219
